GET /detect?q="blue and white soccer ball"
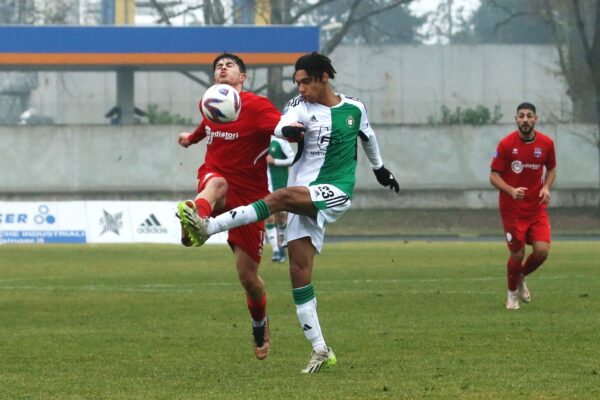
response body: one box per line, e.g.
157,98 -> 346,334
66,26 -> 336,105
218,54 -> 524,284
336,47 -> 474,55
201,83 -> 241,123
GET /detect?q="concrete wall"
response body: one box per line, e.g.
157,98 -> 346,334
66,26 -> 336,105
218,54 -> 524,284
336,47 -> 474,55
19,44 -> 570,125
330,44 -> 570,125
1,123 -> 597,208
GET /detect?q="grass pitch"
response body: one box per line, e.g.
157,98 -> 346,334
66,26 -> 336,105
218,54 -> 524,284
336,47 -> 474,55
1,241 -> 598,399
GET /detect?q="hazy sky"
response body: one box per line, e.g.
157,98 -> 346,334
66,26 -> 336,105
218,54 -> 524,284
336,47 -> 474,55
410,0 -> 481,43
410,0 -> 481,15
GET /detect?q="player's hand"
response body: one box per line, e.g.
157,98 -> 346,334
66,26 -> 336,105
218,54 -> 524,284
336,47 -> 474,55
281,124 -> 305,142
266,155 -> 275,164
510,187 -> 528,200
178,132 -> 192,148
374,165 -> 400,193
539,187 -> 551,204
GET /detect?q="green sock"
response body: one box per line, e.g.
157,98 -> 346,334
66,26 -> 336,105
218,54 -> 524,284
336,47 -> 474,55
292,283 -> 315,305
251,199 -> 271,220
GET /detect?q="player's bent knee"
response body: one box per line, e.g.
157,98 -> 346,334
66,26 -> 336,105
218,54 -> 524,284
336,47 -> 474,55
266,189 -> 291,212
203,177 -> 228,196
532,242 -> 550,259
238,273 -> 261,293
509,249 -> 525,261
534,249 -> 549,260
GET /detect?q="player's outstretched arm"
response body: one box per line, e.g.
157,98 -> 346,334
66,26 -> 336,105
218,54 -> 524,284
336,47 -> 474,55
178,132 -> 193,148
281,125 -> 306,143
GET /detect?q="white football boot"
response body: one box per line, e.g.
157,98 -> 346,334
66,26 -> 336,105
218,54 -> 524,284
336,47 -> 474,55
518,276 -> 531,303
506,290 -> 520,310
301,347 -> 337,374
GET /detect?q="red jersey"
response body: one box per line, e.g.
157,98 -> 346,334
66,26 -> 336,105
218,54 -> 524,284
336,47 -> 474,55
491,130 -> 556,216
188,91 -> 281,199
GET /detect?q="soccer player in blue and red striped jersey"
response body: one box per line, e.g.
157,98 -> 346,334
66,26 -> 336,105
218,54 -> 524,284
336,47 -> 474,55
490,102 -> 557,310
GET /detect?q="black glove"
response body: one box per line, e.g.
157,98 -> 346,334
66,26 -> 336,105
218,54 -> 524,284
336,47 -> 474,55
374,165 -> 400,193
281,125 -> 306,142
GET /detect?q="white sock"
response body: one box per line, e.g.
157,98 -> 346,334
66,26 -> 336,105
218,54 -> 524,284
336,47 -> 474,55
266,226 -> 279,253
206,204 -> 259,235
277,222 -> 287,245
296,298 -> 327,353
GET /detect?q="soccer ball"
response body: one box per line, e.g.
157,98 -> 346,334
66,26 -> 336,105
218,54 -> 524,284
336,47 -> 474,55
201,83 -> 241,123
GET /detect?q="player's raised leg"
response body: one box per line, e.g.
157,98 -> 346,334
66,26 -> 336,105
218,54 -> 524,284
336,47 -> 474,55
177,176 -> 227,246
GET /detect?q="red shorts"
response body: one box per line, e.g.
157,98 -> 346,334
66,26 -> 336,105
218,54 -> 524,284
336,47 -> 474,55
501,211 -> 551,252
198,171 -> 265,263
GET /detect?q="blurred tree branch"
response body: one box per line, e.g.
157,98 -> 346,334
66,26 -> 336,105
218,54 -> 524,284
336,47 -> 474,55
146,0 -> 415,108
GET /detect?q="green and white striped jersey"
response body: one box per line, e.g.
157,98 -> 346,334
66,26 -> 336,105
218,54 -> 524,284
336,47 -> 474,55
275,94 -> 380,198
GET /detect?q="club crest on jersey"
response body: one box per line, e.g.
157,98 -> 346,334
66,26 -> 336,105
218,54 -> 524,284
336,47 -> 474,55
534,147 -> 542,158
511,160 -> 523,174
512,148 -> 518,155
346,115 -> 355,127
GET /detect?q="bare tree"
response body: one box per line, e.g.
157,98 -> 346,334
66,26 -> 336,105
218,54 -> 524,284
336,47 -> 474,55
539,0 -> 597,123
476,0 -> 600,209
147,0 -> 413,107
541,0 -> 600,209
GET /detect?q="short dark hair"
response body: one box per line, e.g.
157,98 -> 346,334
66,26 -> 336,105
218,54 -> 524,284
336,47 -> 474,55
212,53 -> 246,73
516,102 -> 536,114
293,52 -> 336,82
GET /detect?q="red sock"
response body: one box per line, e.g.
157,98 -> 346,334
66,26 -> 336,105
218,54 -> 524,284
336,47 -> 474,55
523,253 -> 546,276
507,257 -> 522,291
246,293 -> 267,322
194,198 -> 212,218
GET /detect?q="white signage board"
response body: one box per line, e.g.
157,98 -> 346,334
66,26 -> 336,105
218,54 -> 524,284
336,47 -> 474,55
0,201 -> 87,244
1,201 -> 228,245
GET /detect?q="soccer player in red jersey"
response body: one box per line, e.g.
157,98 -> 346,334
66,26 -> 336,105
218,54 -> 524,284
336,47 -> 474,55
490,102 -> 557,310
176,53 -> 281,358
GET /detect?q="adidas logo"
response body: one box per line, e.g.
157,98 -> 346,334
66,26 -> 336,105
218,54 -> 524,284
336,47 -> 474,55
137,214 -> 167,234
310,115 -> 318,122
302,324 -> 312,331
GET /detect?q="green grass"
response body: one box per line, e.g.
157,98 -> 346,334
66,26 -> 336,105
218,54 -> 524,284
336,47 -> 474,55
325,208 -> 600,236
1,242 -> 599,399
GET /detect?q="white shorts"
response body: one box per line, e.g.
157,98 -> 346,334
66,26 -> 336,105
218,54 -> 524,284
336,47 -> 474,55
283,184 -> 351,253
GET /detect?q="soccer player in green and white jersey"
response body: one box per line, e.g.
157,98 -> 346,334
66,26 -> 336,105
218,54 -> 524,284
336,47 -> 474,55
266,136 -> 295,263
178,52 -> 399,373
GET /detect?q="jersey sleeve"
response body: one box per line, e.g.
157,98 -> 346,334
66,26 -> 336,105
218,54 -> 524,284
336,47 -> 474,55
356,102 -> 383,169
273,139 -> 296,167
188,120 -> 207,143
253,97 -> 282,135
275,97 -> 306,137
358,101 -> 375,141
545,138 -> 557,171
490,141 -> 508,172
